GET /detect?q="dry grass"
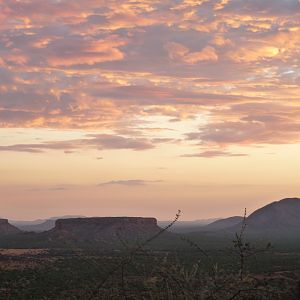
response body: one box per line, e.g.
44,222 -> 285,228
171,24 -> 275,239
0,248 -> 48,256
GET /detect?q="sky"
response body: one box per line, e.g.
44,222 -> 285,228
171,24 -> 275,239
0,0 -> 300,221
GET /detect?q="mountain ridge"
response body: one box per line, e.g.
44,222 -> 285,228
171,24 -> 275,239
201,216 -> 243,231
2,197 -> 300,241
243,197 -> 300,233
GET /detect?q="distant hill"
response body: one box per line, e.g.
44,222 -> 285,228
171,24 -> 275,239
158,218 -> 220,233
11,215 -> 85,232
2,197 -> 300,248
242,198 -> 300,234
201,216 -> 244,231
15,219 -> 57,232
0,219 -> 21,235
182,198 -> 300,236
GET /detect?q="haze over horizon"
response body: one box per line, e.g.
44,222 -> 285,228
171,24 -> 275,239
1,0 -> 300,220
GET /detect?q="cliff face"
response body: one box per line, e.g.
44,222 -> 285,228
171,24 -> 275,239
0,219 -> 21,235
50,217 -> 161,243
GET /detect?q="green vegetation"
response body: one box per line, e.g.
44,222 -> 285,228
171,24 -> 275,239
0,247 -> 299,299
0,215 -> 300,299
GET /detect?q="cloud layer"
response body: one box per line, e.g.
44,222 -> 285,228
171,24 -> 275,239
1,0 -> 300,156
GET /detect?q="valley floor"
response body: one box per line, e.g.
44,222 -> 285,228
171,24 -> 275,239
0,244 -> 299,300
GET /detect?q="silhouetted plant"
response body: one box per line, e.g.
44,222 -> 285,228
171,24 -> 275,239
87,210 -> 181,299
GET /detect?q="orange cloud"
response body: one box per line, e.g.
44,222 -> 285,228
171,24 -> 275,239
228,46 -> 279,62
47,36 -> 127,67
186,102 -> 300,148
0,0 -> 299,152
165,42 -> 218,64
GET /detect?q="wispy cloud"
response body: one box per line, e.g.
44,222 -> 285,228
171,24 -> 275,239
27,185 -> 74,192
98,180 -> 162,187
181,150 -> 248,158
0,134 -> 164,153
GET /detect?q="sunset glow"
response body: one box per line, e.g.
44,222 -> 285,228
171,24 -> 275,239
1,0 -> 300,220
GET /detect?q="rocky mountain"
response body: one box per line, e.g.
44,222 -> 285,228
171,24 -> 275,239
48,217 -> 163,244
201,216 -> 244,231
0,219 -> 21,235
187,198 -> 300,236
243,197 -> 300,234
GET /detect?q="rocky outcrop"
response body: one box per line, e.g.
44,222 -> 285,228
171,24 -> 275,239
49,217 -> 161,243
0,219 -> 21,235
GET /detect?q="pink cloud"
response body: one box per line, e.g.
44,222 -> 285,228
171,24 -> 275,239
0,0 -> 299,152
165,42 -> 218,64
181,150 -> 248,158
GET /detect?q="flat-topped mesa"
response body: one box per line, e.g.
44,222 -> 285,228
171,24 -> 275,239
0,219 -> 9,225
51,217 -> 161,242
0,219 -> 21,235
